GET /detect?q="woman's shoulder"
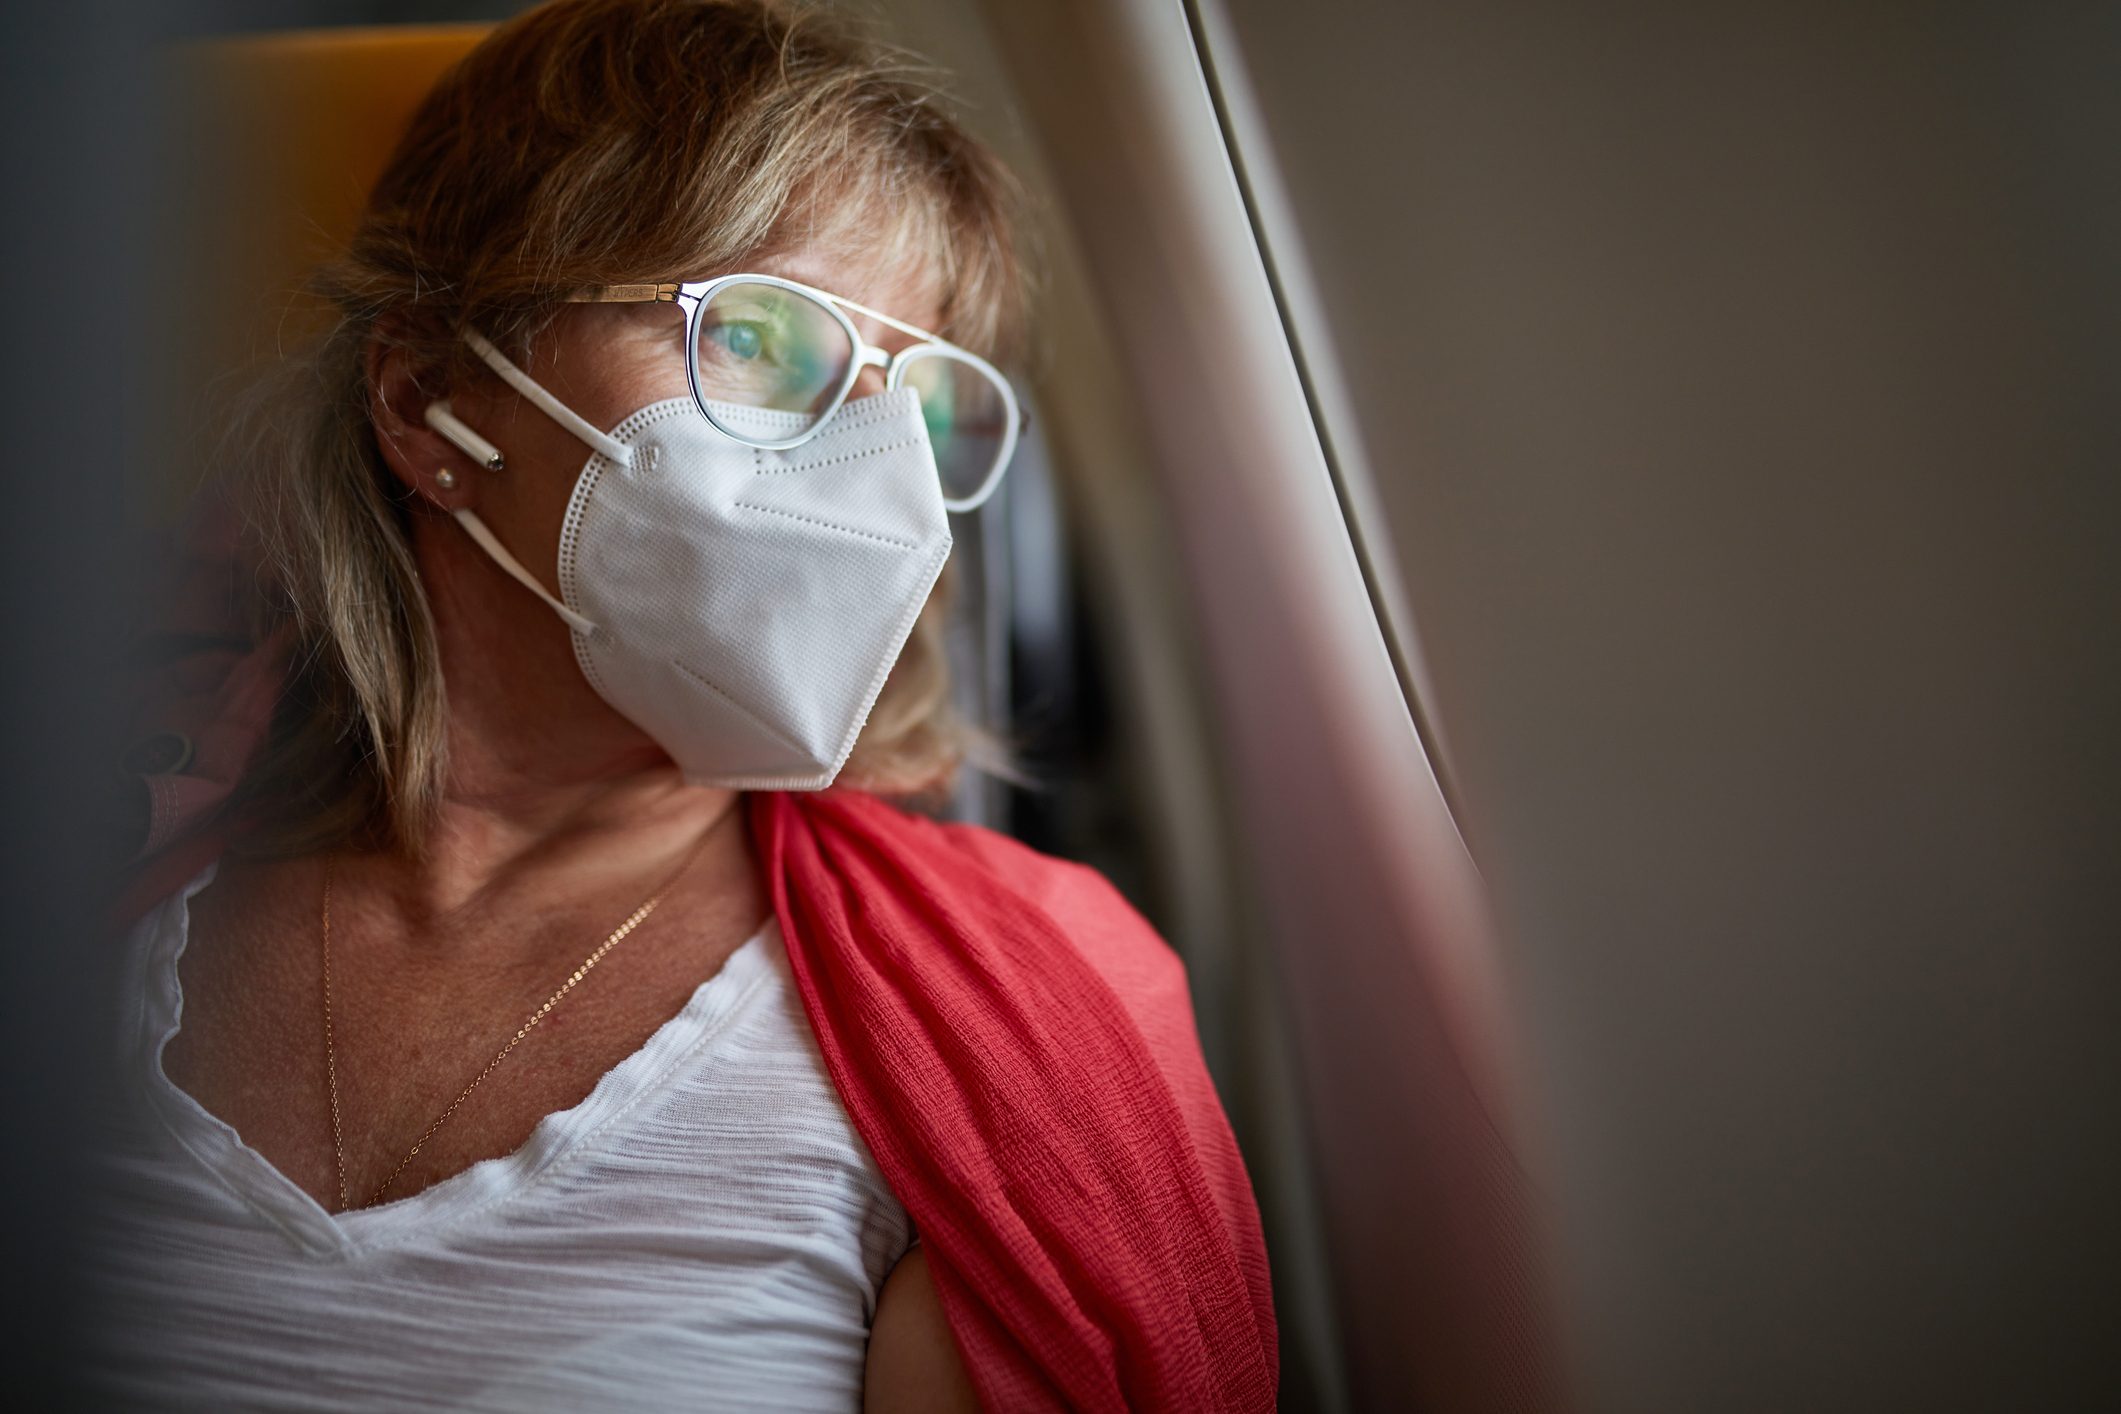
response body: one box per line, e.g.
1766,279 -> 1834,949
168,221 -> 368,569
871,803 -> 1264,1271
933,814 -> 1139,918
779,789 -> 1208,1053
878,802 -> 1199,1035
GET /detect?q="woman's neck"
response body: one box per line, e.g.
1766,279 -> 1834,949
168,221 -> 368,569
391,768 -> 744,925
330,509 -> 756,939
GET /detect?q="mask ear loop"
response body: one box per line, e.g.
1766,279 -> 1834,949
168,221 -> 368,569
463,330 -> 635,467
450,508 -> 600,637
443,328 -> 632,637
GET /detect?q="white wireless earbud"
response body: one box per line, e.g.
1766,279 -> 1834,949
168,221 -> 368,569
423,400 -> 506,472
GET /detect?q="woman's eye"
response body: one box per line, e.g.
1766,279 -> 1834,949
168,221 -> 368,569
711,321 -> 767,360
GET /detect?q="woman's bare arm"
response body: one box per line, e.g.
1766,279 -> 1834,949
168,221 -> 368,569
864,1244 -> 980,1413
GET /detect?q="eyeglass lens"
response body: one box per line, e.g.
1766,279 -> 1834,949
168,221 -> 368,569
898,350 -> 1011,506
694,281 -> 853,433
693,280 -> 1012,501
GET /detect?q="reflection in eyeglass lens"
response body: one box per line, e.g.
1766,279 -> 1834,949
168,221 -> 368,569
902,353 -> 1009,504
694,282 -> 853,424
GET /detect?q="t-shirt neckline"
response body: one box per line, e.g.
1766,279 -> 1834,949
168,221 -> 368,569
128,858 -> 778,1259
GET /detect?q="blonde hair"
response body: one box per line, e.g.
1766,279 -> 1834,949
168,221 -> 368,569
228,0 -> 1031,857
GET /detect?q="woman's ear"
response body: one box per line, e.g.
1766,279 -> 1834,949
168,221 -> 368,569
365,328 -> 484,511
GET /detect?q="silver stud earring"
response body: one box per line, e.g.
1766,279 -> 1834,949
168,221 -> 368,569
436,468 -> 458,491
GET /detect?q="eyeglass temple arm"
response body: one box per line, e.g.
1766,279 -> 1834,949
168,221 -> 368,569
567,283 -> 935,344
565,284 -> 681,303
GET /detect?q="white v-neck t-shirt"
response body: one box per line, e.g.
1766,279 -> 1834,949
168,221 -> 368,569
81,861 -> 917,1412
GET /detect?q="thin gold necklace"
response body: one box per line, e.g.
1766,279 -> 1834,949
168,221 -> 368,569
320,821 -> 722,1212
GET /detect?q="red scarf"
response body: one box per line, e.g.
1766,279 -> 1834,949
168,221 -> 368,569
110,652 -> 1277,1410
755,789 -> 1276,1409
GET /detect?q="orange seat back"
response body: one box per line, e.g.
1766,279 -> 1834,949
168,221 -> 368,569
153,26 -> 490,510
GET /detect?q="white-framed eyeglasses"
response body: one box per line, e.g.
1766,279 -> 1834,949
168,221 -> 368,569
568,273 -> 1023,513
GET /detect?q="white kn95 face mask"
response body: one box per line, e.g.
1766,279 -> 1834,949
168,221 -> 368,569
442,330 -> 952,790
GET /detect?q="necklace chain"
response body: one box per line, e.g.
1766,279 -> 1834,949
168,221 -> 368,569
320,827 -> 718,1212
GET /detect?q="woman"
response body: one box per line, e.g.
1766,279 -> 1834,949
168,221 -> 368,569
87,1 -> 1276,1410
